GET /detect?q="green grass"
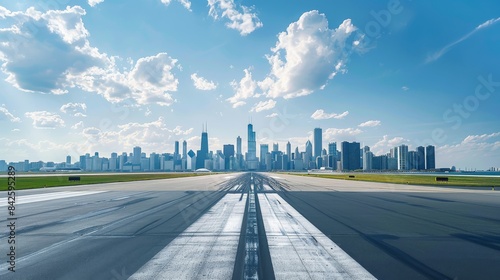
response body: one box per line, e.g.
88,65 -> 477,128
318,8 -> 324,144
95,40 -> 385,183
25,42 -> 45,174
289,173 -> 500,187
1,173 -> 212,191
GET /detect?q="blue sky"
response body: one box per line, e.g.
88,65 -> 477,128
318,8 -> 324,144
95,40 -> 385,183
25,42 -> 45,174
0,0 -> 499,170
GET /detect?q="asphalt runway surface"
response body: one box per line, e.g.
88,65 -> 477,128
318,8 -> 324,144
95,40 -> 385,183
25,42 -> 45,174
1,172 -> 499,279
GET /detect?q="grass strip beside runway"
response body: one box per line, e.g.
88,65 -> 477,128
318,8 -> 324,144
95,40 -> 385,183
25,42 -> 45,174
291,173 -> 500,187
0,173 -> 211,191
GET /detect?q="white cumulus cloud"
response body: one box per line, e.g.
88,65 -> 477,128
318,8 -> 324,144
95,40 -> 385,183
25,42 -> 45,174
359,120 -> 381,127
25,111 -> 65,129
311,109 -> 349,120
208,0 -> 263,35
250,99 -> 276,112
227,68 -> 258,108
60,102 -> 87,117
261,10 -> 361,99
0,6 -> 180,107
88,0 -> 105,7
371,135 -> 410,155
191,73 -> 217,90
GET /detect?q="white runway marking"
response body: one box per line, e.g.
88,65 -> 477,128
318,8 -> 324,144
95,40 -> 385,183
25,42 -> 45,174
262,184 -> 273,191
259,193 -> 376,280
130,193 -> 247,280
0,191 -> 105,207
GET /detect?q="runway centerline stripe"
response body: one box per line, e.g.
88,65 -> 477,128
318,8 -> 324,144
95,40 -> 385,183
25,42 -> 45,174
259,193 -> 376,280
0,191 -> 106,207
130,193 -> 247,280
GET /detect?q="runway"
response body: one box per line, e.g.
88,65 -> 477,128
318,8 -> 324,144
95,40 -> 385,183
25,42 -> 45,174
1,172 -> 499,279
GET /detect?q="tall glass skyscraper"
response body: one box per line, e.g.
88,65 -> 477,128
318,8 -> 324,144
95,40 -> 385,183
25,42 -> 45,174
246,123 -> 258,170
236,136 -> 242,156
314,128 -> 322,160
417,146 -> 425,170
196,125 -> 209,169
426,145 -> 436,170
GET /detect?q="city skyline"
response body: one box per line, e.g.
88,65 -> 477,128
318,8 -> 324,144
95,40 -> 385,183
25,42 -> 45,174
1,122 -> 447,173
0,1 -> 499,169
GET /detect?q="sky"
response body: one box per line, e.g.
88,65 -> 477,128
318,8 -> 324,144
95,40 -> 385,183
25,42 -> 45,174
0,0 -> 499,170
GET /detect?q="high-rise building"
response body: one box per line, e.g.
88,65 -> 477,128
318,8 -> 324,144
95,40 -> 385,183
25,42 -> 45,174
246,123 -> 258,170
236,136 -> 242,155
397,144 -> 409,170
426,145 -> 436,170
286,142 -> 291,169
260,144 -> 269,170
223,144 -> 234,170
196,125 -> 210,169
417,146 -> 425,170
110,152 -> 118,171
305,140 -> 313,168
372,155 -> 388,170
341,141 -> 361,171
66,155 -> 71,165
313,128 -> 322,160
408,151 -> 417,170
273,143 -> 279,152
363,146 -> 373,171
182,140 -> 187,158
133,146 -> 141,165
174,141 -> 180,160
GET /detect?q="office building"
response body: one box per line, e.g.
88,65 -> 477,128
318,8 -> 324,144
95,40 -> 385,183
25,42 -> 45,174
260,144 -> 269,170
313,127 -> 322,160
246,123 -> 258,170
417,146 -> 425,170
397,144 -> 409,170
341,141 -> 361,171
133,146 -> 141,165
426,145 -> 436,170
363,146 -> 373,171
223,144 -> 234,170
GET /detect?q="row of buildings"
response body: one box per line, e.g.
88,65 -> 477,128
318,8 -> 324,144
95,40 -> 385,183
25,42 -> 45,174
0,125 -> 437,172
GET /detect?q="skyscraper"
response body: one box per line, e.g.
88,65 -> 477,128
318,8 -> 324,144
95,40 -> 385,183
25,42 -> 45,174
196,125 -> 210,169
416,146 -> 425,170
260,144 -> 269,170
133,146 -> 141,165
363,146 -> 373,171
341,141 -> 361,171
305,140 -> 313,169
286,141 -> 291,157
426,145 -> 436,170
236,136 -> 242,155
182,140 -> 187,159
223,144 -> 234,170
273,143 -> 279,152
397,144 -> 409,170
174,141 -> 180,160
313,128 -> 322,160
246,123 -> 258,170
